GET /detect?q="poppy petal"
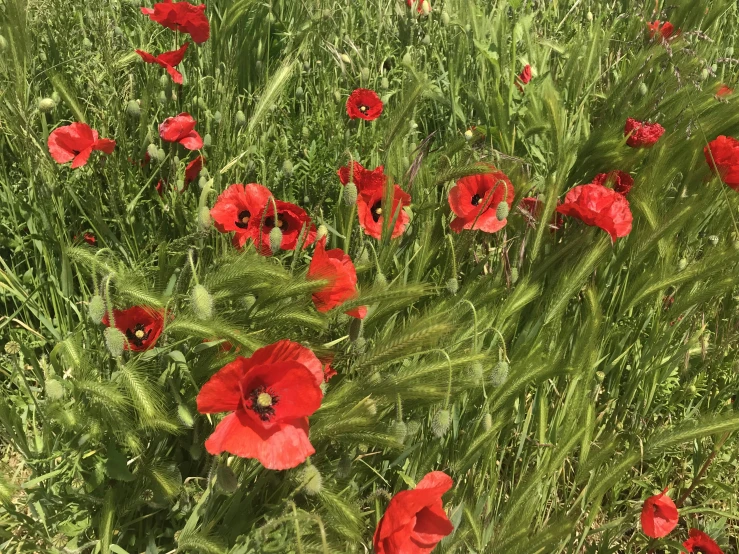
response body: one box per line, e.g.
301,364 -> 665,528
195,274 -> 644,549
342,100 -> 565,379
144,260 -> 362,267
179,130 -> 203,150
71,147 -> 94,169
196,357 -> 246,414
93,138 -> 116,154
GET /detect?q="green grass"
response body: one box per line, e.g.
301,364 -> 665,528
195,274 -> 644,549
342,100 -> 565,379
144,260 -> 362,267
1,0 -> 739,552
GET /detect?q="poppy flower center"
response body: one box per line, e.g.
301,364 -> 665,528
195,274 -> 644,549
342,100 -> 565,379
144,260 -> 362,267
359,105 -> 368,113
471,194 -> 482,206
248,385 -> 279,421
371,201 -> 383,222
265,216 -> 287,231
126,323 -> 151,347
236,210 -> 251,229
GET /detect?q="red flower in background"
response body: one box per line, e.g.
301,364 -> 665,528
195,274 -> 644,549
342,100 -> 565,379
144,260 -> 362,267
346,89 -> 383,121
357,183 -> 411,239
516,64 -> 532,91
48,123 -> 116,168
624,117 -> 665,148
640,489 -> 678,538
83,233 -> 96,245
556,183 -> 633,241
406,0 -> 429,13
716,84 -> 733,98
519,196 -> 563,229
185,155 -> 204,185
256,200 -> 317,254
704,135 -> 739,191
373,471 -> 454,554
196,340 -> 324,470
337,161 -> 387,194
159,113 -> 203,150
592,170 -> 634,196
141,1 -> 210,44
210,183 -> 272,248
136,42 -> 189,84
102,306 -> 165,351
648,20 -> 677,41
683,529 -> 723,554
307,237 -> 366,319
448,169 -> 515,233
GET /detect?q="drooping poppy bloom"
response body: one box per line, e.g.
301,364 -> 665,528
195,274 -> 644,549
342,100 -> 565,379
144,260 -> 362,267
159,113 -> 203,150
373,471 -> 454,554
516,64 -> 532,91
210,183 -> 272,248
592,170 -> 634,196
648,20 -> 677,41
255,200 -> 317,254
185,155 -> 204,185
704,135 -> 739,191
346,89 -> 383,121
556,183 -> 633,241
448,169 -> 515,233
48,123 -> 116,169
196,340 -> 324,470
307,237 -> 366,319
357,183 -> 412,239
640,489 -> 679,538
337,161 -> 387,194
102,306 -> 165,351
683,529 -> 724,554
135,42 -> 189,85
406,0 -> 430,13
624,117 -> 665,148
716,84 -> 734,98
141,1 -> 210,44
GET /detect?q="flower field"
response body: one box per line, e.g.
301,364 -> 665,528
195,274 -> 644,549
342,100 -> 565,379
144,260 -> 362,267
1,0 -> 739,552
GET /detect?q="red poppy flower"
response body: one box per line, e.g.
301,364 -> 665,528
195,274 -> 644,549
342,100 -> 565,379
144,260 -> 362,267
255,200 -> 317,254
357,183 -> 411,239
516,64 -> 532,91
196,340 -> 324,470
307,237 -> 366,319
185,155 -> 204,184
556,183 -> 632,241
141,1 -> 210,44
592,170 -> 634,196
346,89 -> 383,121
210,183 -> 273,248
704,135 -> 739,191
624,117 -> 665,148
159,113 -> 203,150
102,306 -> 165,352
373,471 -> 454,554
323,364 -> 337,382
48,123 -> 116,169
448,169 -> 515,233
406,0 -> 429,13
648,20 -> 677,41
83,233 -> 96,245
155,179 -> 167,196
716,84 -> 733,98
135,42 -> 189,84
640,489 -> 678,538
337,161 -> 387,194
683,529 -> 724,554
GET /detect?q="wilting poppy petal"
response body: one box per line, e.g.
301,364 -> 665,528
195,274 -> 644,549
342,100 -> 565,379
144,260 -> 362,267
308,237 -> 365,318
640,489 -> 678,538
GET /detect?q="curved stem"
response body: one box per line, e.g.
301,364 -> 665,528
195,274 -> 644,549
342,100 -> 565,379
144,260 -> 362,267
446,234 -> 457,278
187,249 -> 199,286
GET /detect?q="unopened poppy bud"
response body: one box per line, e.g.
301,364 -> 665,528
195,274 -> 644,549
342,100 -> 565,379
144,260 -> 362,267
212,110 -> 222,125
267,11 -> 276,23
491,360 -> 509,387
432,409 -> 451,438
235,110 -> 246,126
243,295 -> 257,310
177,404 -> 194,427
299,464 -> 323,495
467,361 -> 484,383
687,384 -> 697,397
360,67 -> 370,82
198,206 -> 212,231
216,463 -> 239,493
125,99 -> 140,118
146,143 -> 158,160
294,85 -> 304,100
510,267 -> 519,284
708,234 -> 719,245
349,317 -> 363,341
700,68 -> 710,81
343,182 -> 358,205
88,295 -> 106,323
83,37 -> 92,49
482,412 -> 493,431
282,159 -> 294,176
389,420 -> 407,444
269,227 -> 283,254
586,11 -> 593,21
203,133 -> 212,147
104,327 -> 126,358
316,224 -> 328,241
158,90 -> 167,105
38,97 -> 56,113
441,11 -> 450,25
495,201 -> 510,221
446,277 -> 459,295
191,284 -> 213,320
464,23 -> 471,32
197,97 -> 207,110
353,336 -> 367,354
421,0 -> 430,15
464,129 -> 474,141
157,148 -> 166,163
302,126 -> 310,139
402,52 -> 412,66
381,76 -> 389,89
375,272 -> 387,287
340,53 -> 351,64
422,34 -> 431,45
45,379 -> 64,400
0,35 -> 7,51
678,258 -> 688,271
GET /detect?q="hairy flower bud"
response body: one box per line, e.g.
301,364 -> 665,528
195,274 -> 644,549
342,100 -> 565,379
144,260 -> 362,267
88,295 -> 106,324
198,206 -> 212,231
343,182 -> 358,205
349,317 -> 363,341
495,201 -> 510,221
381,77 -> 389,89
235,110 -> 246,127
216,463 -> 239,493
586,11 -> 593,21
421,0 -> 430,15
147,143 -> 159,161
191,284 -> 213,320
269,227 -> 283,254
126,99 -> 140,118
491,360 -> 509,387
316,224 -> 328,241
156,148 -> 166,163
295,86 -> 304,100
432,409 -> 451,438
282,159 -> 294,176
510,267 -> 519,284
638,83 -> 648,96
38,97 -> 56,113
446,277 -> 459,295
299,464 -> 323,496
360,67 -> 370,82
213,110 -> 222,125
467,361 -> 484,383
45,379 -> 64,400
203,133 -> 212,147
104,327 -> 126,358
340,53 -> 351,64
482,412 -> 493,431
